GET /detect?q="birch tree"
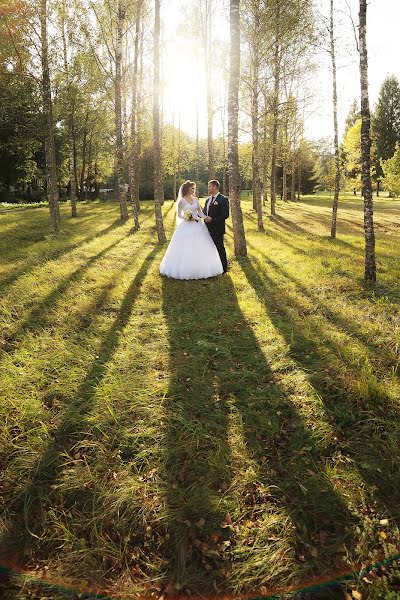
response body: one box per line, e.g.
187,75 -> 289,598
40,0 -> 60,232
245,0 -> 264,230
228,0 -> 247,256
115,0 -> 129,222
128,0 -> 142,229
329,0 -> 340,238
153,0 -> 166,242
59,0 -> 78,217
359,0 -> 376,282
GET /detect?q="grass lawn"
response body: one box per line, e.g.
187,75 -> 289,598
0,193 -> 399,599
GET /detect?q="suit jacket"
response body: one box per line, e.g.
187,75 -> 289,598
203,193 -> 229,236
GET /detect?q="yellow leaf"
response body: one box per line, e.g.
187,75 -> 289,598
210,532 -> 219,544
224,513 -> 232,525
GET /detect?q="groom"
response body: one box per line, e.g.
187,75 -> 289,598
203,180 -> 229,273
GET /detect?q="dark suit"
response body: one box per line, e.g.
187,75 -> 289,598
204,193 -> 229,272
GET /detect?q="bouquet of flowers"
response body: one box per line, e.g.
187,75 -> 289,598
183,209 -> 194,221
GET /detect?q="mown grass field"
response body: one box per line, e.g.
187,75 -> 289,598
0,193 -> 399,599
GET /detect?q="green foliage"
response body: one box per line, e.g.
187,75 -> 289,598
343,118 -> 362,180
381,144 -> 400,197
0,73 -> 43,199
374,75 -> 400,178
298,140 -> 319,193
312,138 -> 345,192
344,99 -> 361,138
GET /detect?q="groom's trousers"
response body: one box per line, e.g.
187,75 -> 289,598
211,233 -> 228,272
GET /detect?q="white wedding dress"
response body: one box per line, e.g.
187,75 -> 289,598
159,196 -> 223,280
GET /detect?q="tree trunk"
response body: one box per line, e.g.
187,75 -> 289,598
251,23 -> 264,231
40,0 -> 60,233
72,96 -> 79,199
359,0 -> 376,282
330,0 -> 340,238
94,161 -> 100,199
270,7 -> 281,217
291,157 -> 296,201
128,0 -> 141,229
297,158 -> 301,201
177,115 -> 181,186
135,20 -> 144,212
153,0 -> 166,243
262,110 -> 268,206
61,0 -> 77,217
86,132 -> 93,200
196,104 -> 200,197
282,162 -> 287,201
206,1 -> 214,180
115,0 -> 129,222
228,0 -> 247,257
222,100 -> 227,196
172,113 -> 177,199
79,113 -> 88,200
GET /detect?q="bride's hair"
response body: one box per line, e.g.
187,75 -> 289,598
181,180 -> 196,197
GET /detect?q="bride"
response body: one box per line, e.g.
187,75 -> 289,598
159,180 -> 224,280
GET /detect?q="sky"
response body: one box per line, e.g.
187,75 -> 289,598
310,0 -> 400,141
159,0 -> 400,144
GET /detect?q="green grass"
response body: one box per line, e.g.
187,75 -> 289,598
0,193 -> 399,599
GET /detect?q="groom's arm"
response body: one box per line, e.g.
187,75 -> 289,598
209,197 -> 229,224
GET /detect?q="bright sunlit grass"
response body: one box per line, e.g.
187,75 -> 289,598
0,194 -> 399,599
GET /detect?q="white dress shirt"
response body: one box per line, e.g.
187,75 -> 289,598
206,191 -> 220,216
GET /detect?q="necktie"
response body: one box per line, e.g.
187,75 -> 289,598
208,196 -> 215,216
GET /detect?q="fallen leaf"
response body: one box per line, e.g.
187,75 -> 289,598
379,518 -> 389,526
298,554 -> 306,562
310,546 -> 318,558
351,590 -> 362,600
196,518 -> 205,528
318,530 -> 327,545
245,520 -> 255,528
379,531 -> 387,540
202,547 -> 221,560
224,513 -> 232,525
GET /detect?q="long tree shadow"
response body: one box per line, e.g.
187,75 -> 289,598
245,213 -> 363,259
1,235 -> 129,353
263,254 -> 400,372
0,218 -> 122,294
239,258 -> 400,523
0,203 -> 158,295
272,215 -> 360,252
0,246 -> 160,567
161,274 -> 355,597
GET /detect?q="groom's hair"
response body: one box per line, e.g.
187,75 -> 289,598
208,179 -> 220,189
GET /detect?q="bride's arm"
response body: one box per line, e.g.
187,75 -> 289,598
195,198 -> 206,219
177,199 -> 185,219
